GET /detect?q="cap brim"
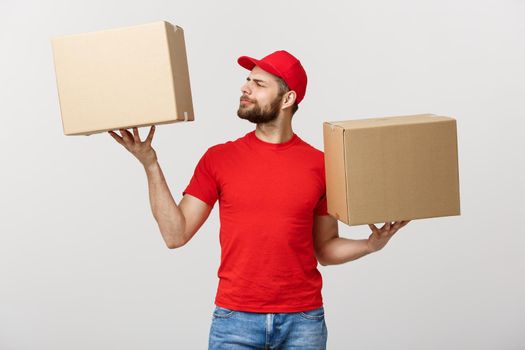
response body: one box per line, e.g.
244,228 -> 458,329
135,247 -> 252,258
237,56 -> 258,70
237,55 -> 282,78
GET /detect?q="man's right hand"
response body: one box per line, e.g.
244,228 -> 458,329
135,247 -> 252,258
108,126 -> 158,169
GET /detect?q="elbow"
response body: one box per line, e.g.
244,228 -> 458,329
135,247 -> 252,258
167,240 -> 186,249
166,236 -> 187,249
159,220 -> 187,249
164,231 -> 187,249
167,242 -> 180,249
318,258 -> 330,266
316,250 -> 329,266
316,245 -> 338,266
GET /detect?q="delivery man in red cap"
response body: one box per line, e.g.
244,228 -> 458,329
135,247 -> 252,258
109,49 -> 410,349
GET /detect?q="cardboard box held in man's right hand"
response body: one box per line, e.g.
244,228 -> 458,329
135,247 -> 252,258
323,114 -> 461,226
51,20 -> 194,136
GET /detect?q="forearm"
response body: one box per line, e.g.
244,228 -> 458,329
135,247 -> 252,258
144,161 -> 186,248
319,237 -> 372,266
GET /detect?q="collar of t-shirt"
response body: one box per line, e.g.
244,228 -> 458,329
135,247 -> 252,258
247,130 -> 300,151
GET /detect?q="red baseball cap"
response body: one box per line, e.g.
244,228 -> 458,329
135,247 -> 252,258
237,50 -> 308,104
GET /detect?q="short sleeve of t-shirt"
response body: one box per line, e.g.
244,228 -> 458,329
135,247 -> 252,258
314,193 -> 329,216
182,148 -> 219,208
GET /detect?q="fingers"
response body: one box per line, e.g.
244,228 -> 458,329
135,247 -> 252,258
379,222 -> 391,233
145,125 -> 155,145
108,130 -> 126,147
370,222 -> 394,235
368,224 -> 379,235
109,126 -> 157,153
383,221 -> 401,235
390,220 -> 411,234
132,127 -> 140,142
108,130 -> 120,140
119,128 -> 134,147
115,126 -> 155,144
368,219 -> 411,240
392,220 -> 410,230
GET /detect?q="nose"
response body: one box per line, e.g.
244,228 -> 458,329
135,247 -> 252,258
240,81 -> 251,96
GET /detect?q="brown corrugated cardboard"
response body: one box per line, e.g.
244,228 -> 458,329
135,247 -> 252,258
323,114 -> 461,226
51,21 -> 194,136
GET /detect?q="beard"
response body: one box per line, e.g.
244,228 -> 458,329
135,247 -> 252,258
237,94 -> 283,124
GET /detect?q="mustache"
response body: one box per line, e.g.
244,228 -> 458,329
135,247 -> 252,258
240,96 -> 255,103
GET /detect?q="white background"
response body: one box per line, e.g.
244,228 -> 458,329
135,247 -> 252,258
1,0 -> 524,349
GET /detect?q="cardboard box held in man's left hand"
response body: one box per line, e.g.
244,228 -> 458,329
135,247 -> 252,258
323,114 -> 461,226
51,20 -> 194,136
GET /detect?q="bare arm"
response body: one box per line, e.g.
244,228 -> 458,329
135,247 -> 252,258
109,126 -> 213,249
313,215 -> 371,266
144,161 -> 212,248
143,161 -> 185,248
317,237 -> 372,266
313,214 -> 411,266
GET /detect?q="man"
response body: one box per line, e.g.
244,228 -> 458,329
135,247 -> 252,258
109,50 -> 410,349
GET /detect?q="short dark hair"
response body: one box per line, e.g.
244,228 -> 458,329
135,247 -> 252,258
275,76 -> 299,116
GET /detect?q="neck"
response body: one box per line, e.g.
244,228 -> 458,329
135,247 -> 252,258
254,110 -> 294,143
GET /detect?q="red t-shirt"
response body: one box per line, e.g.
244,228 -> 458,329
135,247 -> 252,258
182,130 -> 329,313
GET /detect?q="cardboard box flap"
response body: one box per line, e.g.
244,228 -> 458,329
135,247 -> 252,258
165,22 -> 194,121
326,114 -> 455,130
322,122 -> 349,223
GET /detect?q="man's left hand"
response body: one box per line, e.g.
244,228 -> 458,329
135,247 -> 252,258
367,220 -> 411,253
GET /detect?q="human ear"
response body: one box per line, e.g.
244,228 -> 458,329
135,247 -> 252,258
284,91 -> 296,104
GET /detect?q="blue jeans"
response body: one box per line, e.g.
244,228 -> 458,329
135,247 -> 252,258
208,305 -> 328,349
